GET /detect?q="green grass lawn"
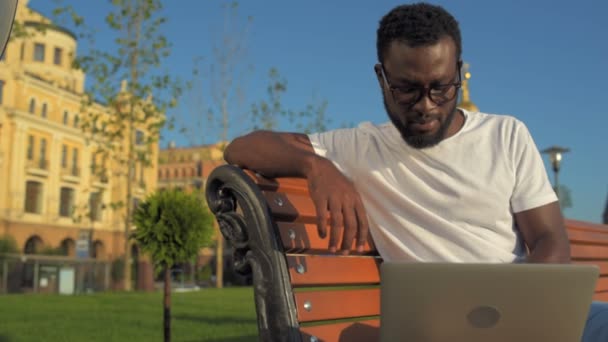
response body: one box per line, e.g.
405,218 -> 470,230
0,287 -> 258,342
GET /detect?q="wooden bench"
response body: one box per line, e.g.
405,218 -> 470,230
205,164 -> 608,342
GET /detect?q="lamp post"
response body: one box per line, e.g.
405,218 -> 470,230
541,145 -> 570,199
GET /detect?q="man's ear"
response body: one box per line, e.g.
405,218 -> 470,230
374,64 -> 384,89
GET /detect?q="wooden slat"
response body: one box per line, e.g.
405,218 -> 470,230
566,219 -> 608,232
300,319 -> 380,342
593,292 -> 608,302
595,277 -> 608,292
567,229 -> 608,245
573,261 -> 608,276
570,244 -> 608,260
277,222 -> 377,254
264,191 -> 317,223
286,255 -> 380,286
244,170 -> 309,195
294,288 -> 380,322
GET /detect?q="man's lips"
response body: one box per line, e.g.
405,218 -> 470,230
410,119 -> 439,132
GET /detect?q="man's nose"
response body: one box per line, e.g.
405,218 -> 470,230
411,91 -> 436,114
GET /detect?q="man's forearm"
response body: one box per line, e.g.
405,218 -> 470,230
526,234 -> 571,263
224,130 -> 320,179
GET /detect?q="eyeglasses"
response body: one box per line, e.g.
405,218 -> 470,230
380,62 -> 462,107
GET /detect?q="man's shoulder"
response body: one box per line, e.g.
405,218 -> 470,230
464,110 -> 528,134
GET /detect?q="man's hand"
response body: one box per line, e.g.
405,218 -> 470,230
224,131 -> 369,254
306,157 -> 369,255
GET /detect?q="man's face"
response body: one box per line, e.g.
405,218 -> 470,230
375,36 -> 461,149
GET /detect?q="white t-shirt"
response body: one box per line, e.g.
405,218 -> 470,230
308,109 -> 557,263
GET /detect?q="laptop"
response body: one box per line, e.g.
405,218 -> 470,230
380,262 -> 599,342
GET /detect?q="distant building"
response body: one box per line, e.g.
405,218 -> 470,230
157,142 -> 225,193
0,0 -> 157,272
157,142 -> 226,272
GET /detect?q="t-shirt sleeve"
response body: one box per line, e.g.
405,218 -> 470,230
307,128 -> 358,179
510,121 -> 558,213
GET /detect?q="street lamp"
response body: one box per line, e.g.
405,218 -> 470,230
541,145 -> 570,199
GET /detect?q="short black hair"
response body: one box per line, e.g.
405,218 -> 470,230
376,3 -> 462,63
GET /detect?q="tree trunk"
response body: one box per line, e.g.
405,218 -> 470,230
123,0 -> 145,292
164,264 -> 171,342
214,220 -> 223,288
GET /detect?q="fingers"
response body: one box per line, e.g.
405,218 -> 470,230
315,198 -> 328,239
328,200 -> 343,253
355,199 -> 369,253
341,205 -> 358,255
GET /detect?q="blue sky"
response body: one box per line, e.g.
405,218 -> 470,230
31,0 -> 607,223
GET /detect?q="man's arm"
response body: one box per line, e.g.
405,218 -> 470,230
514,201 -> 571,263
224,130 -> 318,178
224,130 -> 369,254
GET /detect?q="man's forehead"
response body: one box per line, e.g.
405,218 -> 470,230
383,37 -> 458,81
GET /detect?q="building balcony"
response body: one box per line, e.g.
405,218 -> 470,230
26,159 -> 49,177
92,171 -> 109,188
61,166 -> 81,183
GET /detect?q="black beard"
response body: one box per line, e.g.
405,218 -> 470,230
383,97 -> 457,149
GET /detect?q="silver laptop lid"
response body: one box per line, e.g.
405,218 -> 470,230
380,262 -> 599,342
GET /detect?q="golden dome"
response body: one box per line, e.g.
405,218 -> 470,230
458,62 -> 479,112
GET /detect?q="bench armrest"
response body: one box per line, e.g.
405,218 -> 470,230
205,164 -> 302,341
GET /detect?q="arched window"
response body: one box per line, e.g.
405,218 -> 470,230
41,103 -> 48,118
60,238 -> 75,257
28,98 -> 36,114
24,235 -> 43,254
73,115 -> 79,128
92,240 -> 106,259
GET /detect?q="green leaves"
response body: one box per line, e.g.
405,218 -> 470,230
132,190 -> 215,274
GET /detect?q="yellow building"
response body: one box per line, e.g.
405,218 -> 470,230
0,1 -> 158,263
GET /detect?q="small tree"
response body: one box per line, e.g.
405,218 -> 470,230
132,189 -> 214,342
0,235 -> 18,254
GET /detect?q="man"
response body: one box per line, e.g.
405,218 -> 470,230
224,2 -> 607,340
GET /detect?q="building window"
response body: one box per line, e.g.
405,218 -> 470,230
89,192 -> 102,222
63,111 -> 69,125
39,138 -> 47,169
34,43 -> 45,62
135,130 -> 145,145
61,145 -> 68,168
24,181 -> 43,214
73,115 -> 79,128
27,135 -> 34,160
72,148 -> 79,176
139,162 -> 144,183
0,80 -> 4,105
91,154 -> 97,174
53,47 -> 62,66
41,103 -> 47,118
28,98 -> 35,114
59,187 -> 74,217
132,197 -> 141,212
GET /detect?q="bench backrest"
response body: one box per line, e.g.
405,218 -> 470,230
205,165 -> 608,342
